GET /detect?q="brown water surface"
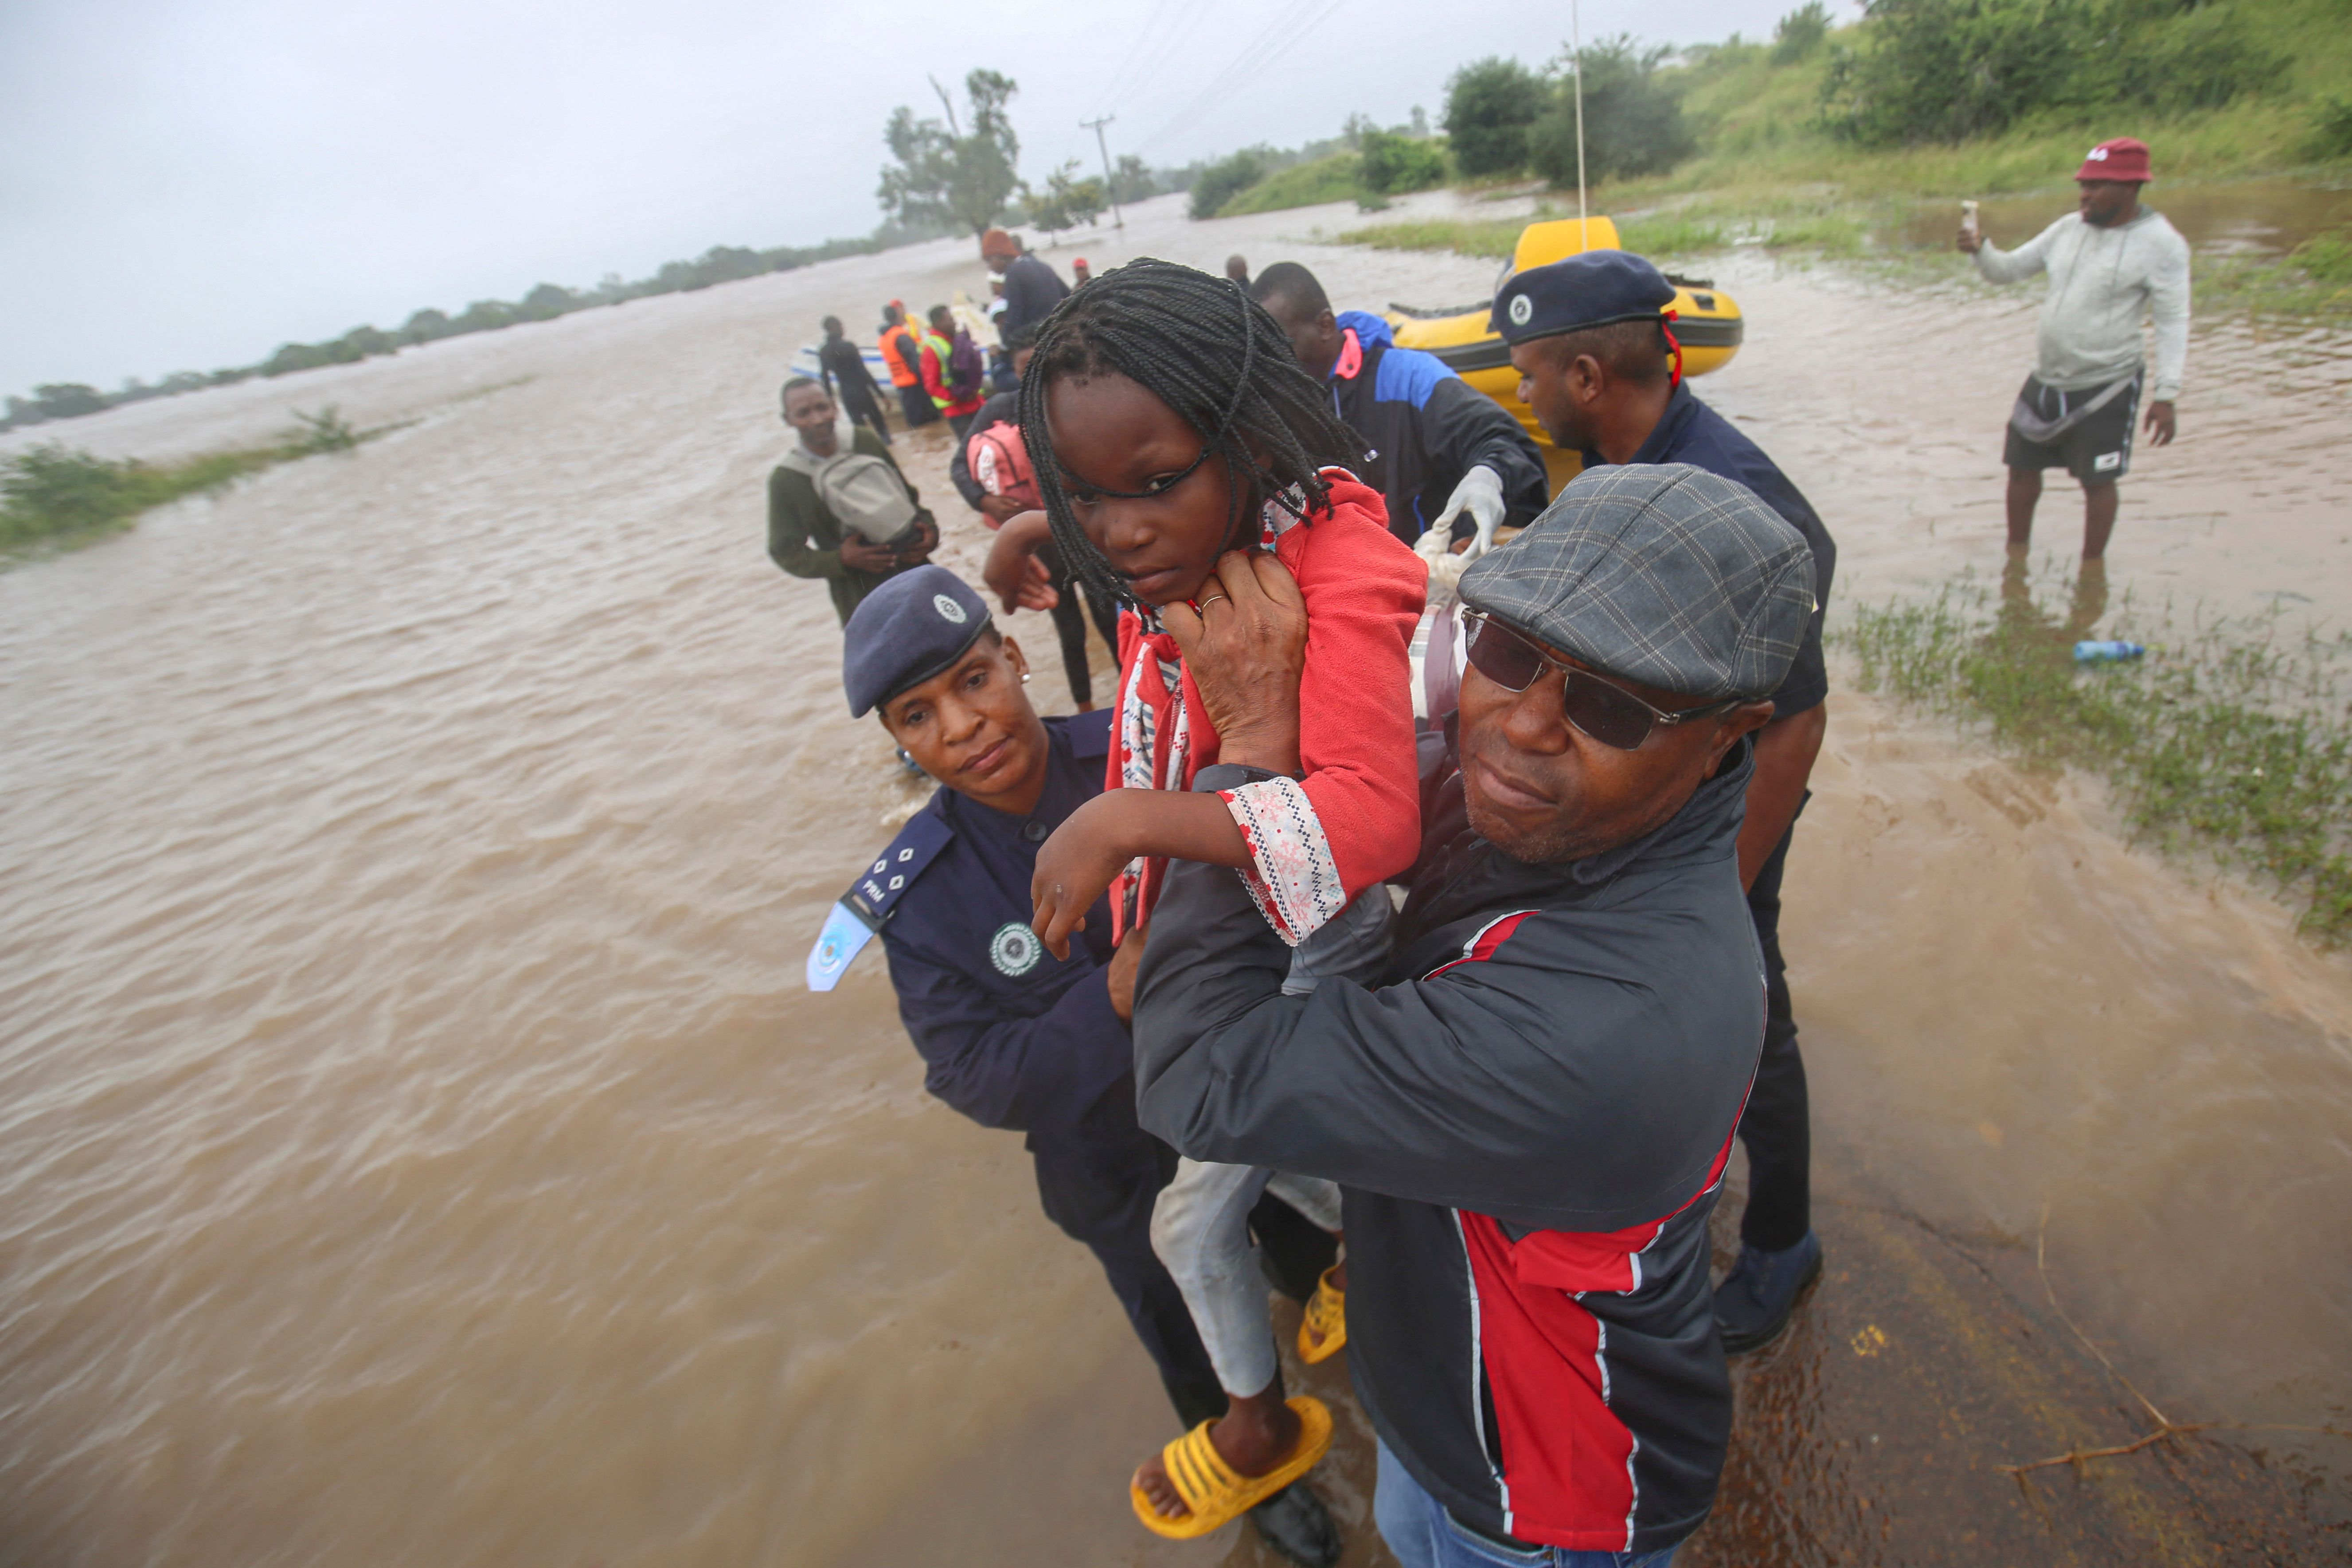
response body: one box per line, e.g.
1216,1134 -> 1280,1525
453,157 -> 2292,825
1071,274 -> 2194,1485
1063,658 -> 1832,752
2,189 -> 2347,1565
1900,177 -> 2352,256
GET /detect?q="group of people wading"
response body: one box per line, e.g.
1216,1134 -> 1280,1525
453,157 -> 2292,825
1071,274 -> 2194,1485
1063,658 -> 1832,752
761,134 -> 2186,1565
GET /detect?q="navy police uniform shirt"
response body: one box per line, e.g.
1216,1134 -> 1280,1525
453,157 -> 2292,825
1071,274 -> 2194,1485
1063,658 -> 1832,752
1588,384 -> 1838,719
870,709 -> 1126,1132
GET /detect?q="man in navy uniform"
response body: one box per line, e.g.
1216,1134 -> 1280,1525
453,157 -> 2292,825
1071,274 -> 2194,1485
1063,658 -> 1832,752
826,566 -> 1340,1567
1493,250 -> 1839,1355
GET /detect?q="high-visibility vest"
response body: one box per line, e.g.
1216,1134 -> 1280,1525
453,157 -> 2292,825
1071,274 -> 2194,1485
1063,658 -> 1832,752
918,331 -> 959,410
878,324 -> 922,388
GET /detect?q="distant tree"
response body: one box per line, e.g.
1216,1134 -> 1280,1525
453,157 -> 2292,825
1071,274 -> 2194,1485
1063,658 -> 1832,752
401,308 -> 453,344
878,68 -> 1023,237
1358,129 -> 1448,196
1029,161 -> 1108,233
449,301 -> 522,334
31,383 -> 107,420
1109,153 -> 1158,204
263,343 -> 332,377
1527,36 -> 1694,184
329,326 -> 395,363
521,283 -> 577,320
159,371 -> 208,395
1771,1 -> 1833,63
1446,58 -> 1551,176
1188,150 -> 1266,219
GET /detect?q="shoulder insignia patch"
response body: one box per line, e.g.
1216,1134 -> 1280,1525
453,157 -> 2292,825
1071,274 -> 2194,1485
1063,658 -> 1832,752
844,810 -> 955,927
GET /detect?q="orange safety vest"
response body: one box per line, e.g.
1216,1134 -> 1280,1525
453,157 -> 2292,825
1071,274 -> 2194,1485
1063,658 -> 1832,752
878,323 -> 922,388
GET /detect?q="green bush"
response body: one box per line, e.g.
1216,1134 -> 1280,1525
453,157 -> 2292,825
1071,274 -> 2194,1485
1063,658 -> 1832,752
1189,151 -> 1266,219
1820,0 -> 2283,147
1445,57 -> 1551,176
1358,130 -> 1449,196
1771,1 -> 1832,63
1527,36 -> 1695,183
1216,153 -> 1362,215
2313,97 -> 2352,158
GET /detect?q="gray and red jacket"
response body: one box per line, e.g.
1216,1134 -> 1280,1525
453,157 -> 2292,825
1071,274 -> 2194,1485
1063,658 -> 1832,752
1132,743 -> 1763,1554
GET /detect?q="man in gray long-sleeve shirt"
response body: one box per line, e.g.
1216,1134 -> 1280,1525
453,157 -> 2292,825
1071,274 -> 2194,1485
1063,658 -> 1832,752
1959,136 -> 2190,560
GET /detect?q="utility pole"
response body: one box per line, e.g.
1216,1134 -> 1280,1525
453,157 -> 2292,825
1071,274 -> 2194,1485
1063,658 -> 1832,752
1079,114 -> 1124,229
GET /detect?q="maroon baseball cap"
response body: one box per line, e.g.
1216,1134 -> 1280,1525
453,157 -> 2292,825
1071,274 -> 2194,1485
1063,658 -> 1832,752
2076,137 -> 2153,182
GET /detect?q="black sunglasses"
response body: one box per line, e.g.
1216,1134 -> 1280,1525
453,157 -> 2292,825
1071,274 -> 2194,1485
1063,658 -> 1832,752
1462,610 -> 1743,751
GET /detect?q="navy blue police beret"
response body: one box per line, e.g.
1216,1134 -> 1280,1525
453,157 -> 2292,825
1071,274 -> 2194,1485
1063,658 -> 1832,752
842,565 -> 994,717
1489,250 -> 1677,345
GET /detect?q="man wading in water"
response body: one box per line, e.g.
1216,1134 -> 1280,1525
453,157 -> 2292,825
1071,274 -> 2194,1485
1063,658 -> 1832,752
1958,137 -> 2190,561
766,378 -> 937,626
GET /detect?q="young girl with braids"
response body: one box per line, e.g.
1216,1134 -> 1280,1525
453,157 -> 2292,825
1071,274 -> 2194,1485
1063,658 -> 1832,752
1004,258 -> 1427,1547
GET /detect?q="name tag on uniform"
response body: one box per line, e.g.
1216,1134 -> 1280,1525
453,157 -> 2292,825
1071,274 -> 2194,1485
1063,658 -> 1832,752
806,902 -> 878,992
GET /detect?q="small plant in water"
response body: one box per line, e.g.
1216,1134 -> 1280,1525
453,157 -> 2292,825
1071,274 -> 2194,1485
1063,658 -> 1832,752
1836,560 -> 2352,944
285,406 -> 361,454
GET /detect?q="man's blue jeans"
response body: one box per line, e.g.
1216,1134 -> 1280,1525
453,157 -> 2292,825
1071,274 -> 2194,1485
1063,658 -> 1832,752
1374,1439 -> 1680,1568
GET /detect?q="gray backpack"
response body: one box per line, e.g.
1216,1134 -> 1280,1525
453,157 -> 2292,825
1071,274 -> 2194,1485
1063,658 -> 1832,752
781,422 -> 919,546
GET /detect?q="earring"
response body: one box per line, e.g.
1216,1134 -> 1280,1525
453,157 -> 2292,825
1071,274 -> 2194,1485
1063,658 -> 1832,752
1020,673 -> 1031,683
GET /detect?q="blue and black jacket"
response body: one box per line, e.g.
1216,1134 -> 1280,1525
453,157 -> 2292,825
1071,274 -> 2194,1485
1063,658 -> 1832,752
1328,310 -> 1550,544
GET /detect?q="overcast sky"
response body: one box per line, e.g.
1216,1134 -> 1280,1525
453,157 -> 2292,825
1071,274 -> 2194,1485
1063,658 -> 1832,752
0,0 -> 1807,395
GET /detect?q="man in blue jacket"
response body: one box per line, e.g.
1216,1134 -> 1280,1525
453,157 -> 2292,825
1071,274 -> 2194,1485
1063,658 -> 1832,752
1253,261 -> 1548,549
1134,465 -> 1813,1565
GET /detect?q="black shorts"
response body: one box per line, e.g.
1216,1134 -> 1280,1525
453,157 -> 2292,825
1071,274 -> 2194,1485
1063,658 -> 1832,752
2004,371 -> 2139,485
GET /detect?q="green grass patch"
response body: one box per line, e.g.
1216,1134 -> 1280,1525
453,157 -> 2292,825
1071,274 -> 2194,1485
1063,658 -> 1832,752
1333,216 -> 1524,258
1837,563 -> 2352,943
2,406 -> 379,560
1217,153 -> 1365,216
1336,194 -> 1869,262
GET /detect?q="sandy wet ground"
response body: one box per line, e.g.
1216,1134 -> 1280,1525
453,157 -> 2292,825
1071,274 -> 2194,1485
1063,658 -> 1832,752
1,188 -> 2346,1565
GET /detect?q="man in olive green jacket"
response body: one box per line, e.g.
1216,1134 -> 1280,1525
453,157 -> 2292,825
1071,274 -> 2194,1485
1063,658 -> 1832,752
767,377 -> 939,625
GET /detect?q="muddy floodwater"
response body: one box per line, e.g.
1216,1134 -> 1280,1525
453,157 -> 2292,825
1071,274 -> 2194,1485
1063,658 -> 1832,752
3,189 -> 2348,1565
1897,176 -> 2352,258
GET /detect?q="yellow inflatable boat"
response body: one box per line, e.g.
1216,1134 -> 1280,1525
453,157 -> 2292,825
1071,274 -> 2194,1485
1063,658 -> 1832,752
1386,218 -> 1743,482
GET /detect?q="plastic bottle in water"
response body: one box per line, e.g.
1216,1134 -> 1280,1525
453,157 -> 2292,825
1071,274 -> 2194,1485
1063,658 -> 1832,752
2073,639 -> 2146,663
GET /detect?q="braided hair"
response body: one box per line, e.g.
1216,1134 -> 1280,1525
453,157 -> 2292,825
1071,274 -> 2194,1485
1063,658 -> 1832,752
1015,257 -> 1368,610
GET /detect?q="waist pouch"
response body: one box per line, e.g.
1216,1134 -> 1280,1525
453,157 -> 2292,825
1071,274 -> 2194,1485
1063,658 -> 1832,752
2009,371 -> 2138,444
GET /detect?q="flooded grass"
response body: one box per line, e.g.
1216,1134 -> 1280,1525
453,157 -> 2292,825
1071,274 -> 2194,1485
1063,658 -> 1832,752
2,407 -> 376,560
1336,197 -> 1869,262
1838,563 -> 2352,942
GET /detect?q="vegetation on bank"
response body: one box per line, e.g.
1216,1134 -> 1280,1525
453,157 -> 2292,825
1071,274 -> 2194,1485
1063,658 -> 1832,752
1838,566 -> 2352,944
1,219 -> 908,436
1190,115 -> 1453,219
1330,0 -> 2352,320
1,408 -> 378,559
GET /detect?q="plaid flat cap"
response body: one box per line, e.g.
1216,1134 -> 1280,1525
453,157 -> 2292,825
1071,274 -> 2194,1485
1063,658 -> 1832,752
1459,463 -> 1815,701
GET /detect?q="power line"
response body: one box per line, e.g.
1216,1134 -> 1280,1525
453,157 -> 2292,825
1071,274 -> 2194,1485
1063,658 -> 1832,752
1090,0 -> 1193,119
1078,115 -> 1125,228
1130,0 -> 1348,156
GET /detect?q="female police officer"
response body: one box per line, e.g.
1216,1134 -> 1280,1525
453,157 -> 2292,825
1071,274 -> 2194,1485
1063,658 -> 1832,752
821,566 -> 1338,1567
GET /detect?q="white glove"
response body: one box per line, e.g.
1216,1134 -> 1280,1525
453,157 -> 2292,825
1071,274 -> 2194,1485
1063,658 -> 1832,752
1431,464 -> 1507,560
1415,520 -> 1469,608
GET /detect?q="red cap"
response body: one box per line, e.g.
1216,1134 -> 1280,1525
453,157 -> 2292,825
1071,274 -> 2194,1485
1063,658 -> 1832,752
2076,137 -> 2152,183
1074,257 -> 1089,267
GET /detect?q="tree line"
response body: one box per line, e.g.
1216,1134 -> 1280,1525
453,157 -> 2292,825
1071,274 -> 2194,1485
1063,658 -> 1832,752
1437,0 -> 2301,186
3,223 -> 930,433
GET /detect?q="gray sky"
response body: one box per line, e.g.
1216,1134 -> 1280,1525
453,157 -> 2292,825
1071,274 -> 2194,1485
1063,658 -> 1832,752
0,0 -> 1802,396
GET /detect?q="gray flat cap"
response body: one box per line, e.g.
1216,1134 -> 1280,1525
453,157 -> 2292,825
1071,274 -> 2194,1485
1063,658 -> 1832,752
1459,463 -> 1814,701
